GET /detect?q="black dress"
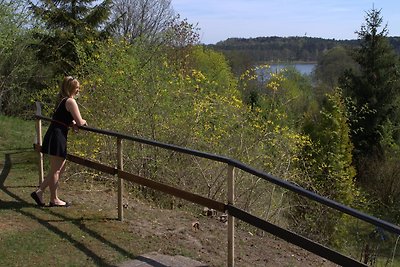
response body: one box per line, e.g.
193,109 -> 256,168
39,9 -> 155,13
41,98 -> 74,159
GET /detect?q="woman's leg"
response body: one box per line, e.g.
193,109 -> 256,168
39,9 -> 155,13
36,155 -> 66,205
48,155 -> 67,205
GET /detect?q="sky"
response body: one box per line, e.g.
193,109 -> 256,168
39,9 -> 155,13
171,0 -> 400,44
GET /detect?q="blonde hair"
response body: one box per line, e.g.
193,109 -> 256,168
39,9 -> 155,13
55,76 -> 79,108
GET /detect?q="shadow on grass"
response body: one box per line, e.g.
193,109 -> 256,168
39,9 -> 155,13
0,152 -> 139,267
0,148 -> 33,186
0,153 -> 11,186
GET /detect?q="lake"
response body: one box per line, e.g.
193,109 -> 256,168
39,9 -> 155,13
259,63 -> 316,77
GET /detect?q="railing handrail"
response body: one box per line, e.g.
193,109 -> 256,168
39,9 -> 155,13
34,109 -> 400,237
33,103 -> 373,266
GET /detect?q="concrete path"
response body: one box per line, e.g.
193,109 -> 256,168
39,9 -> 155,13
118,252 -> 208,267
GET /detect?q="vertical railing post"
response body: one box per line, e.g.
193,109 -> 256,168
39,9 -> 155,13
227,164 -> 235,267
35,106 -> 44,186
117,138 -> 124,221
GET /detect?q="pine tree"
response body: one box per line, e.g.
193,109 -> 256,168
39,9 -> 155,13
29,0 -> 112,74
340,7 -> 400,156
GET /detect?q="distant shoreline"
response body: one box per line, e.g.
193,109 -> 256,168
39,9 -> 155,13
266,61 -> 317,64
211,36 -> 400,64
257,61 -> 317,65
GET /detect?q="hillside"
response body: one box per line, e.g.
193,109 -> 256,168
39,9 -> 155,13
209,36 -> 400,63
0,115 -> 339,266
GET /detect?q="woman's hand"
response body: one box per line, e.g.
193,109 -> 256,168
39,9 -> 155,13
72,121 -> 79,133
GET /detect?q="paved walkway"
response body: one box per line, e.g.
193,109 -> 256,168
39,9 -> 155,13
118,252 -> 208,267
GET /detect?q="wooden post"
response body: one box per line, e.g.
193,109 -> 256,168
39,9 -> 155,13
35,118 -> 44,185
117,138 -> 124,221
227,164 -> 235,267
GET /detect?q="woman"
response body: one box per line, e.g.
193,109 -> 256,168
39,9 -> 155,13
31,76 -> 87,207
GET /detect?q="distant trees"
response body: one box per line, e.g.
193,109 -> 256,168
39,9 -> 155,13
212,36 -> 400,78
211,36 -> 360,64
314,46 -> 358,90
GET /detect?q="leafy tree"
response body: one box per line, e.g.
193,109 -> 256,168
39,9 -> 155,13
278,67 -> 316,128
295,88 -> 359,244
302,89 -> 357,203
314,46 -> 358,90
111,0 -> 175,45
29,0 -> 112,74
340,7 -> 400,156
0,0 -> 41,116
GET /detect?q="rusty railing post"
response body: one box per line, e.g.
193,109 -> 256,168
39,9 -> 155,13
117,137 -> 124,221
227,164 -> 235,267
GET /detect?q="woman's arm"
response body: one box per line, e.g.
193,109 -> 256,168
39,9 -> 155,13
66,98 -> 87,126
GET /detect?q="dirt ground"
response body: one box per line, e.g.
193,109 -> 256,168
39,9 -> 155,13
122,202 -> 338,267
64,174 -> 339,267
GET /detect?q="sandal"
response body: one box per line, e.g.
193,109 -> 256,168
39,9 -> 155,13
49,201 -> 71,207
30,192 -> 46,207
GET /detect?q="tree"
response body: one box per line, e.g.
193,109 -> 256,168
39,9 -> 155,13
338,7 -> 400,227
302,89 -> 356,203
314,46 -> 358,90
340,7 -> 400,156
0,0 -> 41,116
296,88 -> 358,244
111,0 -> 175,44
29,0 -> 112,74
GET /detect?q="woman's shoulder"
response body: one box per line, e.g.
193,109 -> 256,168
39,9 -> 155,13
65,97 -> 76,103
65,97 -> 77,112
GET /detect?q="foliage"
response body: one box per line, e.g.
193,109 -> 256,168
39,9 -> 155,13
303,89 -> 357,202
355,119 -> 400,224
163,15 -> 200,48
335,8 -> 400,227
294,88 -> 359,244
234,65 -> 314,228
339,7 -> 400,156
64,40 -> 231,199
29,0 -> 112,75
314,46 -> 359,91
0,0 -> 42,116
278,67 -> 316,128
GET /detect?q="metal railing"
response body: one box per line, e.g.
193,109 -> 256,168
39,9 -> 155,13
34,101 -> 400,266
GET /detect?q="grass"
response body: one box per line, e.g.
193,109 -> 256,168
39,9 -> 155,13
0,115 -> 35,150
0,115 -> 147,266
